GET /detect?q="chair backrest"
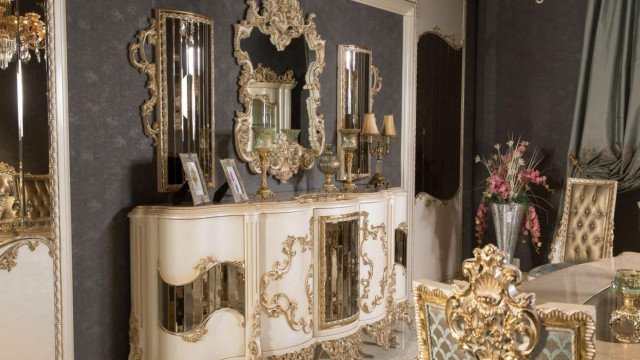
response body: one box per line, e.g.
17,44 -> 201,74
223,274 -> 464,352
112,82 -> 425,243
534,303 -> 596,360
445,244 -> 540,359
549,178 -> 617,263
414,279 -> 473,360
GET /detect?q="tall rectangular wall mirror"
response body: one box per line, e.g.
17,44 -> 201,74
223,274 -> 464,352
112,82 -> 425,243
337,45 -> 381,181
0,0 -> 73,358
130,9 -> 215,192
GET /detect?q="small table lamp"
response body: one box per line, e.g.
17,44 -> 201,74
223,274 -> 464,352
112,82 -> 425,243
362,113 -> 396,190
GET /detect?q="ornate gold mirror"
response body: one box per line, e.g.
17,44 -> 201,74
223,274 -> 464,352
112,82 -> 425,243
129,9 -> 215,192
337,45 -> 381,181
234,0 -> 326,182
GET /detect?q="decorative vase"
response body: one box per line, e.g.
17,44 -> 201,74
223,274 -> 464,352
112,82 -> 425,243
490,203 -> 526,265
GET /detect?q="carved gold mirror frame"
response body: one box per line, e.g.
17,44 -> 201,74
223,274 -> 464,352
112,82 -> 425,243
337,44 -> 382,181
233,0 -> 326,182
129,9 -> 216,192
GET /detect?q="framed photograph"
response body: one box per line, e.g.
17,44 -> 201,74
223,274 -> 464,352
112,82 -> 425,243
220,159 -> 249,203
179,153 -> 211,206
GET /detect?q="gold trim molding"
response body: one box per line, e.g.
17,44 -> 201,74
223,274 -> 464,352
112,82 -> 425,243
415,192 -> 448,207
424,25 -> 463,50
128,18 -> 158,144
445,244 -> 539,359
128,311 -> 143,360
360,213 -> 388,314
234,0 -> 326,181
260,234 -> 313,334
0,236 -> 55,272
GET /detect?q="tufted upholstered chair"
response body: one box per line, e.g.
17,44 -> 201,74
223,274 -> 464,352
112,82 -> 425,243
22,174 -> 52,230
549,178 -> 617,264
414,245 -> 596,360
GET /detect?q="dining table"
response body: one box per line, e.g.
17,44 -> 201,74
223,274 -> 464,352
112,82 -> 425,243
519,252 -> 640,359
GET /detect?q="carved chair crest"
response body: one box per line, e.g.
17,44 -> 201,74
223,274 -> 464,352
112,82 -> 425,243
445,244 -> 540,360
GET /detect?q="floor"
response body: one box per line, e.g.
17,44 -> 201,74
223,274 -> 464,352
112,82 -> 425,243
315,322 -> 418,359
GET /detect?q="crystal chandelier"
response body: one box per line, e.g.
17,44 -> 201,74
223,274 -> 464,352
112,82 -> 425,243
0,0 -> 46,70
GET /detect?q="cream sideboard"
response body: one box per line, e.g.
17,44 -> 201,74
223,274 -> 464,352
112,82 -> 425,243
128,188 -> 410,360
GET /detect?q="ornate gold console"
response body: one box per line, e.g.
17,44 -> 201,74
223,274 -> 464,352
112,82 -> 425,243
128,188 -> 410,359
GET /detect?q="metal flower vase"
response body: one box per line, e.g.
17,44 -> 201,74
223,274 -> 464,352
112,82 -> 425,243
490,203 -> 525,265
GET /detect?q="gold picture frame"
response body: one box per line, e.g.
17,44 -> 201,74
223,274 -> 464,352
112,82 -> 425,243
179,153 -> 211,206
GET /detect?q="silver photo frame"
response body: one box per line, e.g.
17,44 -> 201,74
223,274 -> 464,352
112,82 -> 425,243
220,159 -> 249,203
180,153 -> 211,206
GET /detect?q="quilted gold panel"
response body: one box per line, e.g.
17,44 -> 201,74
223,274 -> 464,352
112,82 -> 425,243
552,178 -> 616,263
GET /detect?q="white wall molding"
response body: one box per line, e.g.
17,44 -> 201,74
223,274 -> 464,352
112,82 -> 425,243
54,0 -> 74,357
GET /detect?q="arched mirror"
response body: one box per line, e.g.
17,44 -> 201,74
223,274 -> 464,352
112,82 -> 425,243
415,27 -> 463,200
337,45 -> 381,181
234,0 -> 326,182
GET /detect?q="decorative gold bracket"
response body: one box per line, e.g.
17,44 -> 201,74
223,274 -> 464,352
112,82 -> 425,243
128,18 -> 159,145
370,64 -> 382,109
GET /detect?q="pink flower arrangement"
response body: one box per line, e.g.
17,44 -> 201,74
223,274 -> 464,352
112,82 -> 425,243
474,138 -> 552,252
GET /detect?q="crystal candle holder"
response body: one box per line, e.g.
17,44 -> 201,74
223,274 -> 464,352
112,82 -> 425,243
339,128 -> 360,193
609,269 -> 640,343
317,144 -> 340,192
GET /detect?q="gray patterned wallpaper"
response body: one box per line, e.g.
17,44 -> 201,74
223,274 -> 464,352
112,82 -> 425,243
67,1 -> 402,358
470,0 -> 589,268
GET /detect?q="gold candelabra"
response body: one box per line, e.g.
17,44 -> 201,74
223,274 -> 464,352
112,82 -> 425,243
253,127 -> 276,201
361,114 -> 397,190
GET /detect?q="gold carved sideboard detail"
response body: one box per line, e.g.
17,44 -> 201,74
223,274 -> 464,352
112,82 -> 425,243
160,257 -> 246,343
319,212 -> 361,330
248,301 -> 263,360
128,310 -> 143,360
360,212 -> 388,314
0,236 -> 55,272
320,328 -> 364,360
445,244 -> 540,360
265,343 -> 317,360
260,233 -> 313,334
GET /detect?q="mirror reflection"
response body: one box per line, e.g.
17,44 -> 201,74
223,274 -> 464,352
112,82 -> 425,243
161,12 -> 214,192
321,218 -> 359,328
160,262 -> 245,334
337,45 -> 381,180
394,227 -> 408,268
241,32 -> 310,149
0,0 -> 50,238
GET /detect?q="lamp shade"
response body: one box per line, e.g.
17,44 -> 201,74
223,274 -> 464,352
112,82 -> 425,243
361,113 -> 380,136
381,115 -> 397,137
